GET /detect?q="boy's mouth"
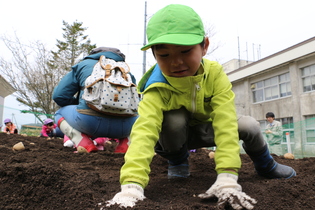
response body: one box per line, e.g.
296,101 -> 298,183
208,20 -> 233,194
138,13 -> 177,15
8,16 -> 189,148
171,69 -> 189,77
173,70 -> 186,73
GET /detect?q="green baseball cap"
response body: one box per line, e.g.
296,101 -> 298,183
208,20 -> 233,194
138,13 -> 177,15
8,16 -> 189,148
141,4 -> 205,51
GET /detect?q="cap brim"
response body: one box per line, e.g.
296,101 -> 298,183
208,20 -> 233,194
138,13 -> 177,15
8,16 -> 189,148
141,34 -> 204,51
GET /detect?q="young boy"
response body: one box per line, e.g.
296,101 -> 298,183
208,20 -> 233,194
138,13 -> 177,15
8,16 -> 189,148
106,4 -> 296,210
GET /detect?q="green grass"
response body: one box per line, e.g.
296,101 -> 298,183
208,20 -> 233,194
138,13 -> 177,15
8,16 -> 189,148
20,128 -> 41,137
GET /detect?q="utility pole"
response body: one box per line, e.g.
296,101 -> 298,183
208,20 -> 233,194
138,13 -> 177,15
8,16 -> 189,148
142,1 -> 147,76
252,43 -> 255,61
237,36 -> 241,68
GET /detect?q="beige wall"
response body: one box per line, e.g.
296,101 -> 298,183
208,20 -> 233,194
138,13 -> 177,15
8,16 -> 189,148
0,96 -> 4,127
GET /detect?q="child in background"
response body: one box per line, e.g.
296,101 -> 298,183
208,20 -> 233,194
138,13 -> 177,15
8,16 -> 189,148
3,118 -> 18,134
40,118 -> 57,138
106,4 -> 295,210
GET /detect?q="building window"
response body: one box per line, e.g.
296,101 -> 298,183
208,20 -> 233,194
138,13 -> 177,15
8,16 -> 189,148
301,64 -> 315,92
305,115 -> 315,143
281,117 -> 294,143
252,73 -> 291,103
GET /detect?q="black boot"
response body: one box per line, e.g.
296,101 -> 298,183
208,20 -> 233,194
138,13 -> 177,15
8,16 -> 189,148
244,144 -> 296,179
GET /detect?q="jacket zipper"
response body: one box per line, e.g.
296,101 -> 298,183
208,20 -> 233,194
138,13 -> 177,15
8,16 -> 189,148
191,83 -> 200,116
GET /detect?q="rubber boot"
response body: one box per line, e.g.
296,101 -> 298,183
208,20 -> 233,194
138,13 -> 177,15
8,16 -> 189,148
167,152 -> 190,179
244,144 -> 296,179
58,117 -> 98,153
168,159 -> 190,179
114,137 -> 129,153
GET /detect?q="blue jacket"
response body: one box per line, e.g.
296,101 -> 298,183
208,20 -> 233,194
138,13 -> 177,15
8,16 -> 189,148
53,51 -> 136,110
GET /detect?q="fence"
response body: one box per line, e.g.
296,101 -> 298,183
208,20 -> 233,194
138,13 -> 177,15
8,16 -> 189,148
240,117 -> 315,158
1,104 -> 53,135
2,104 -> 315,158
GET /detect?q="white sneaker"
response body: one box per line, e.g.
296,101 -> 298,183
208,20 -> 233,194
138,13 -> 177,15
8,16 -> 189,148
64,140 -> 74,148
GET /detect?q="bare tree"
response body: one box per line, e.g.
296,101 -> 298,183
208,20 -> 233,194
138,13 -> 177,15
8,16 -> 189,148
0,33 -> 60,122
203,21 -> 222,60
0,21 -> 96,122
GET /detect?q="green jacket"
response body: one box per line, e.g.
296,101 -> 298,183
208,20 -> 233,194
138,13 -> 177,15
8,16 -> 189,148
265,120 -> 283,145
121,58 -> 241,188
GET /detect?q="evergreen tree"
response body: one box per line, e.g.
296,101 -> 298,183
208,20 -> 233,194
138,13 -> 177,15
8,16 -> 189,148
50,20 -> 96,72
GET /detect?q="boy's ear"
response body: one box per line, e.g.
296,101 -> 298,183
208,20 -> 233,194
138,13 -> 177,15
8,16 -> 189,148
202,37 -> 210,56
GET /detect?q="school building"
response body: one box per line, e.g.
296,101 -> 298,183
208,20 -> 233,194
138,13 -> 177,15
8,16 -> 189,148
223,36 -> 315,158
0,75 -> 15,129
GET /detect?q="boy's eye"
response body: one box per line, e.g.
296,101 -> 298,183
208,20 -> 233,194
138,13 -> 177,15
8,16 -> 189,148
157,53 -> 169,57
181,48 -> 191,53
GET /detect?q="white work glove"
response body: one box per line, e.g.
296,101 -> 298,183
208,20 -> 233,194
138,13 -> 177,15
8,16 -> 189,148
198,173 -> 257,210
106,184 -> 145,208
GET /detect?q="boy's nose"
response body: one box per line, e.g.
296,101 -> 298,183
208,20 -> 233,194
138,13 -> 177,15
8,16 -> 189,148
171,56 -> 183,66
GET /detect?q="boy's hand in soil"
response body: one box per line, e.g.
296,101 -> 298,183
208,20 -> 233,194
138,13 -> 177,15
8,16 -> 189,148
198,173 -> 257,210
106,184 -> 145,208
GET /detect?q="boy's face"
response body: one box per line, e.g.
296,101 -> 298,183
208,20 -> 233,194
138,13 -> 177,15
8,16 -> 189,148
153,37 -> 209,77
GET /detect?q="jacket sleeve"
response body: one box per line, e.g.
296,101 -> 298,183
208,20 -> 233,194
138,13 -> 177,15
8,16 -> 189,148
53,71 -> 80,107
41,125 -> 49,137
207,63 -> 241,175
120,88 -> 164,188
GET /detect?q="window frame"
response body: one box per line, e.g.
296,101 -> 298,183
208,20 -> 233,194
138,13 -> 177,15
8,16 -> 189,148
252,72 -> 291,103
305,115 -> 315,143
301,64 -> 315,92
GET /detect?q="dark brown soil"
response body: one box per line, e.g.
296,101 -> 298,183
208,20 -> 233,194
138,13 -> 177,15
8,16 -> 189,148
0,132 -> 314,210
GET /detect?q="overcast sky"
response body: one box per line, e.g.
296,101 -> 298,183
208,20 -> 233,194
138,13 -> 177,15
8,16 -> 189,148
1,0 -> 314,126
